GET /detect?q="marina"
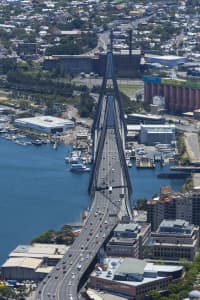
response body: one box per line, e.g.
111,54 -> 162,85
0,132 -> 52,147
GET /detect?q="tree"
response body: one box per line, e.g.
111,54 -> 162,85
18,100 -> 31,110
179,258 -> 191,271
147,290 -> 161,300
168,294 -> 179,300
0,286 -> 17,299
31,230 -> 55,244
136,198 -> 147,209
61,224 -> 73,232
0,58 -> 17,74
78,92 -> 95,118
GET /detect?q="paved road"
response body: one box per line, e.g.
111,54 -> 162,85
184,132 -> 200,164
164,114 -> 200,133
85,31 -> 110,55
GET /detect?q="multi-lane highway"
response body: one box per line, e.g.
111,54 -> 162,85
35,52 -> 132,300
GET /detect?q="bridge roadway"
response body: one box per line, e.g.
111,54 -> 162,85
36,128 -> 130,300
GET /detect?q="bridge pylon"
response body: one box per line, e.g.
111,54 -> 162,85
89,51 -> 132,217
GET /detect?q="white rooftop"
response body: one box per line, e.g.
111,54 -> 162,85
145,54 -> 186,60
35,266 -> 54,274
141,124 -> 175,128
60,30 -> 81,35
144,263 -> 183,273
9,243 -> 69,259
15,116 -> 74,128
91,257 -> 183,287
2,257 -> 42,270
127,125 -> 141,131
127,113 -> 163,119
127,124 -> 175,132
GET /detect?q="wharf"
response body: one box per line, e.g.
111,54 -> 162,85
157,173 -> 189,179
136,157 -> 155,168
170,166 -> 200,172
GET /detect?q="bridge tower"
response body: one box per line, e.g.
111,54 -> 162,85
90,51 -> 132,218
92,51 -> 127,160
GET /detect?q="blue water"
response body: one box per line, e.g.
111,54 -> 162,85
0,139 -> 185,264
130,163 -> 185,205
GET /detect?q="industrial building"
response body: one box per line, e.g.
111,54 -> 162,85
144,76 -> 200,113
44,55 -> 94,75
140,124 -> 175,145
149,220 -> 199,261
125,113 -> 165,125
1,243 -> 69,281
15,116 -> 74,134
89,257 -> 183,300
126,124 -> 175,143
145,54 -> 187,67
43,50 -> 141,78
1,257 -> 53,281
106,222 -> 150,259
9,243 -> 69,266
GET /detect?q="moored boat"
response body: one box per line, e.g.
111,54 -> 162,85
70,163 -> 90,172
32,139 -> 43,146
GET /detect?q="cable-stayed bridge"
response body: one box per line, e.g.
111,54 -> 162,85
35,51 -> 132,300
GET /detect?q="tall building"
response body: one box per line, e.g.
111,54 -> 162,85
147,199 -> 165,232
149,219 -> 199,261
144,76 -> 200,113
106,222 -> 151,258
146,188 -> 200,231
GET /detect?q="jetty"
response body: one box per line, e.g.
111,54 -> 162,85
136,156 -> 155,168
170,166 -> 200,173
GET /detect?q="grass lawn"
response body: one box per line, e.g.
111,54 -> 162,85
119,82 -> 144,98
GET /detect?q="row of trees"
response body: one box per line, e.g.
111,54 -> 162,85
6,68 -> 74,97
0,285 -> 29,299
0,60 -> 93,116
78,92 -> 95,118
148,254 -> 200,300
176,133 -> 190,165
91,85 -> 145,115
31,224 -> 76,245
46,33 -> 98,56
151,22 -> 181,43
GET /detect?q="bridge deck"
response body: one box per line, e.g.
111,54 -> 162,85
36,128 -> 130,300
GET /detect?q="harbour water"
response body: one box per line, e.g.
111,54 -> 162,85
0,139 -> 185,264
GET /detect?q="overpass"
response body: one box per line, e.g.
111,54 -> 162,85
35,51 -> 132,300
